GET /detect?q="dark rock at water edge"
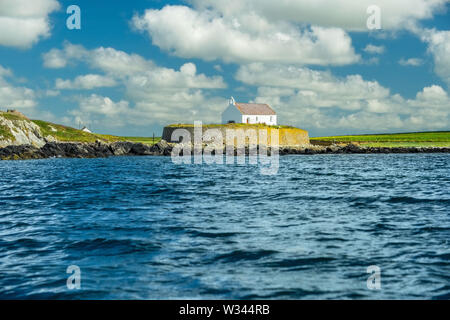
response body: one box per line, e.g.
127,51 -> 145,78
0,140 -> 174,160
40,141 -> 114,158
1,141 -> 449,160
149,139 -> 172,156
0,145 -> 44,160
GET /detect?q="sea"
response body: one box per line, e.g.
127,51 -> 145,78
0,154 -> 449,299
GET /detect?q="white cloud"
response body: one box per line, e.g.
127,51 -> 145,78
236,63 -> 389,102
68,94 -> 132,129
43,43 -> 226,89
88,47 -> 152,77
44,89 -> 60,97
43,43 -> 227,90
0,65 -> 12,78
364,44 -> 385,54
420,29 -> 450,86
42,43 -> 88,68
235,63 -> 450,133
190,0 -> 448,31
0,65 -> 36,109
0,0 -> 60,48
69,92 -> 228,131
42,43 -> 229,128
55,74 -> 118,90
77,94 -> 130,116
415,84 -> 448,103
43,49 -> 70,69
399,58 -> 424,66
132,5 -> 360,65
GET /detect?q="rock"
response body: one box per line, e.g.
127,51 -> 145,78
39,142 -> 113,158
1,140 -> 450,161
130,143 -> 154,155
0,116 -> 46,148
110,141 -> 134,156
150,140 -> 172,155
0,144 -> 43,160
94,141 -> 114,157
343,143 -> 361,153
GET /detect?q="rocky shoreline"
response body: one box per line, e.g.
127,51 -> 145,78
0,140 -> 449,160
0,141 -> 172,160
279,143 -> 450,155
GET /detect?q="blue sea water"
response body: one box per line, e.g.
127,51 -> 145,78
0,154 -> 449,299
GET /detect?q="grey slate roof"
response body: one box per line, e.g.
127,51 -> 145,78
235,103 -> 276,115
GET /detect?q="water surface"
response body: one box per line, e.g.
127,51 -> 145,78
0,154 -> 449,299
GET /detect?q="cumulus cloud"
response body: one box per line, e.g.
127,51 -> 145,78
55,74 -> 118,90
364,44 -> 385,54
235,63 -> 450,134
399,58 -> 424,66
420,29 -> 450,87
68,95 -> 132,129
415,84 -> 448,102
42,43 -> 229,128
77,94 -> 130,116
0,0 -> 60,48
43,43 -> 226,89
189,0 -> 448,31
0,65 -> 36,109
42,43 -> 89,69
236,63 -> 390,103
132,5 -> 360,65
70,92 -> 228,131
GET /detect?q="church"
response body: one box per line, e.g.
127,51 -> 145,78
221,97 -> 277,126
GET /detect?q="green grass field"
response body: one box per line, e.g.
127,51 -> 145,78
32,120 -> 160,145
311,131 -> 450,147
168,123 -> 294,129
118,136 -> 161,145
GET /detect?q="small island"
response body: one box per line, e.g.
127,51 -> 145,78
0,108 -> 449,160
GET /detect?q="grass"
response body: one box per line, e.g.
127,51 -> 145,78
0,123 -> 14,141
0,113 -> 26,121
311,131 -> 450,147
118,136 -> 161,145
359,141 -> 450,147
32,120 -> 160,145
168,123 -> 295,129
33,120 -> 116,143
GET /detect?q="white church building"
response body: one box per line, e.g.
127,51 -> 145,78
221,97 -> 277,126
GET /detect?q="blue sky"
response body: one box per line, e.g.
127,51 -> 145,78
0,0 -> 449,137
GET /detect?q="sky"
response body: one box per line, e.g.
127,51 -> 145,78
0,0 -> 449,137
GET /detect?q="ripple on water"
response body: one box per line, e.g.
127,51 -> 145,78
0,154 -> 448,299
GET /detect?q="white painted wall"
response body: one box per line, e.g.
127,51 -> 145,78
242,115 -> 277,126
222,100 -> 277,125
221,103 -> 242,124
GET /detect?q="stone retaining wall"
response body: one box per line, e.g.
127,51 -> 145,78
162,126 -> 310,147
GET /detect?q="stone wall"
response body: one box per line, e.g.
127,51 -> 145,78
162,126 -> 310,147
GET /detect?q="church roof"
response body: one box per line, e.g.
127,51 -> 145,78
234,102 -> 276,115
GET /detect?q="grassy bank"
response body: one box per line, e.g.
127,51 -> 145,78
32,120 -> 160,145
168,123 -> 294,129
119,136 -> 161,145
311,131 -> 450,147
